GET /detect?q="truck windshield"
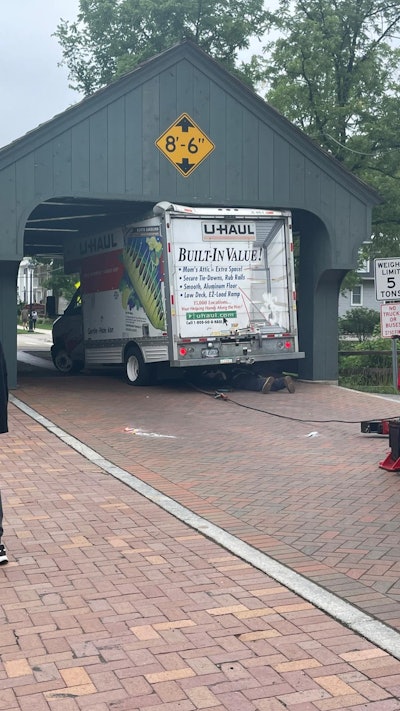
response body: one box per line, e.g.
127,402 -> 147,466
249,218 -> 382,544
65,288 -> 82,314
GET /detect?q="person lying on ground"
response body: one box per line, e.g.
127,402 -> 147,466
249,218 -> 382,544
197,367 -> 296,394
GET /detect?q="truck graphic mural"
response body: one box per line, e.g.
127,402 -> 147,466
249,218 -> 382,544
120,229 -> 165,331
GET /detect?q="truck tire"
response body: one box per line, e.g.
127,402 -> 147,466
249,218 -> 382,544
52,347 -> 83,375
125,346 -> 150,386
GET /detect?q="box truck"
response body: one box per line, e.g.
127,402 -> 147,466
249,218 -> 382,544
51,202 -> 303,384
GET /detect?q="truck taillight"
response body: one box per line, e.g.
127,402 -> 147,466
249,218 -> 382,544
285,341 -> 292,349
179,347 -> 187,356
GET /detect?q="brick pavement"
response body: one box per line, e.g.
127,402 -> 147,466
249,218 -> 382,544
1,392 -> 400,709
12,367 -> 400,634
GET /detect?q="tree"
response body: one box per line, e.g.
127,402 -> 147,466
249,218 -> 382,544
338,307 -> 380,341
38,258 -> 79,307
259,0 -> 400,257
55,0 -> 268,95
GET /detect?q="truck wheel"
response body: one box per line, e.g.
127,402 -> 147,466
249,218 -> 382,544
52,347 -> 83,375
125,346 -> 150,386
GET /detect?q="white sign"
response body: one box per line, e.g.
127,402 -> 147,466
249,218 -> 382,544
170,217 -> 291,338
374,258 -> 400,301
380,302 -> 400,338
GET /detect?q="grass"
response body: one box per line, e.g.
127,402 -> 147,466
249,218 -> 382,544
36,320 -> 54,330
17,328 -> 46,334
340,383 -> 399,394
339,373 -> 399,394
18,319 -> 54,332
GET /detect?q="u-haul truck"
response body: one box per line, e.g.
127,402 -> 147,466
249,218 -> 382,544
51,202 -> 303,384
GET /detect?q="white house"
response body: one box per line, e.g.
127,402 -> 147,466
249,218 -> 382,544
338,257 -> 380,317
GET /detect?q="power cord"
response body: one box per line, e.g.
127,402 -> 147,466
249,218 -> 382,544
186,381 -> 400,425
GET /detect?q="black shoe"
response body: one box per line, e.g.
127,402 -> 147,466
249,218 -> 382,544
0,543 -> 8,565
283,375 -> 295,393
261,376 -> 274,393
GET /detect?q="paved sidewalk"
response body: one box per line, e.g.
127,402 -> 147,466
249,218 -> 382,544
12,366 -> 400,634
1,384 -> 400,708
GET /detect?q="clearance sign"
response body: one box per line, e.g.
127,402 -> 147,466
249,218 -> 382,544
155,113 -> 215,177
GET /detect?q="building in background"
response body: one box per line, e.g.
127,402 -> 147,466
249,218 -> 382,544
338,255 -> 380,317
17,259 -> 50,314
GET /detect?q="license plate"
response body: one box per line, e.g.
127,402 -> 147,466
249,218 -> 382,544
201,348 -> 219,358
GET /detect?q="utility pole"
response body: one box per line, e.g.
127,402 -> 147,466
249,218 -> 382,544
28,265 -> 34,332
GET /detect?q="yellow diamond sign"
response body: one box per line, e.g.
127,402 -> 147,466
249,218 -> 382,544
155,113 -> 215,177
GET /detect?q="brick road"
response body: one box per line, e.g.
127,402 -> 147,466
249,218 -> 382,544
1,361 -> 400,708
13,366 -> 400,630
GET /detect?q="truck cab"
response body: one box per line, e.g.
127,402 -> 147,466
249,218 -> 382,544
51,288 -> 84,374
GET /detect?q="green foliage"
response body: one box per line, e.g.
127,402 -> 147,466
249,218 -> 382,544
338,307 -> 380,341
37,257 -> 79,302
260,0 -> 400,257
54,0 -> 400,274
338,333 -> 398,389
55,0 -> 268,94
262,1 -> 400,165
339,271 -> 361,295
339,334 -> 390,363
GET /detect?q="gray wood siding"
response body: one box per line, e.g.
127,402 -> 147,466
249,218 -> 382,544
0,45 -> 379,266
320,173 -> 335,226
338,281 -> 379,317
158,68 -> 178,200
289,149 -> 306,206
142,77 -> 160,197
71,122 -> 90,192
0,42 -> 381,384
34,143 -> 54,198
53,132 -> 72,195
125,88 -> 143,196
89,108 -> 108,194
363,281 -> 380,312
225,94 -> 243,202
242,111 -> 259,203
0,165 -> 17,258
209,83 -> 226,200
273,133 -> 290,203
334,186 -> 352,263
304,160 -> 322,215
107,97 -> 126,195
16,155 -> 34,252
258,123 -> 274,203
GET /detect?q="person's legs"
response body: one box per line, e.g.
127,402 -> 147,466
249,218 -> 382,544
0,491 -> 8,564
232,370 -> 296,394
232,371 -> 266,392
270,375 -> 296,393
261,376 -> 275,393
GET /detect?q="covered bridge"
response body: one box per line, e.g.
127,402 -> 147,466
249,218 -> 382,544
0,41 -> 380,387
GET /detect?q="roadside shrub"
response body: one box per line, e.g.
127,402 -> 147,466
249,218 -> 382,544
338,307 -> 380,342
339,334 -> 398,388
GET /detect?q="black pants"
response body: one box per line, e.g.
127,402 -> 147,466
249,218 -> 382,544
231,373 -> 286,392
0,491 -> 3,539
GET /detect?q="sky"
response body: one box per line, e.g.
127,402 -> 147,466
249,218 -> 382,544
0,0 -> 83,149
0,1 -> 267,151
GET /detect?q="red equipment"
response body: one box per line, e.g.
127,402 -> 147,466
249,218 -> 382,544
361,418 -> 400,471
360,419 -> 390,435
379,419 -> 400,471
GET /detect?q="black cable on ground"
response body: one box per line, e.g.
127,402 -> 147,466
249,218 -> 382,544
185,380 -> 400,425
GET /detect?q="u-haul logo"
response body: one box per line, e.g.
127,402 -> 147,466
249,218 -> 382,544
202,221 -> 256,241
